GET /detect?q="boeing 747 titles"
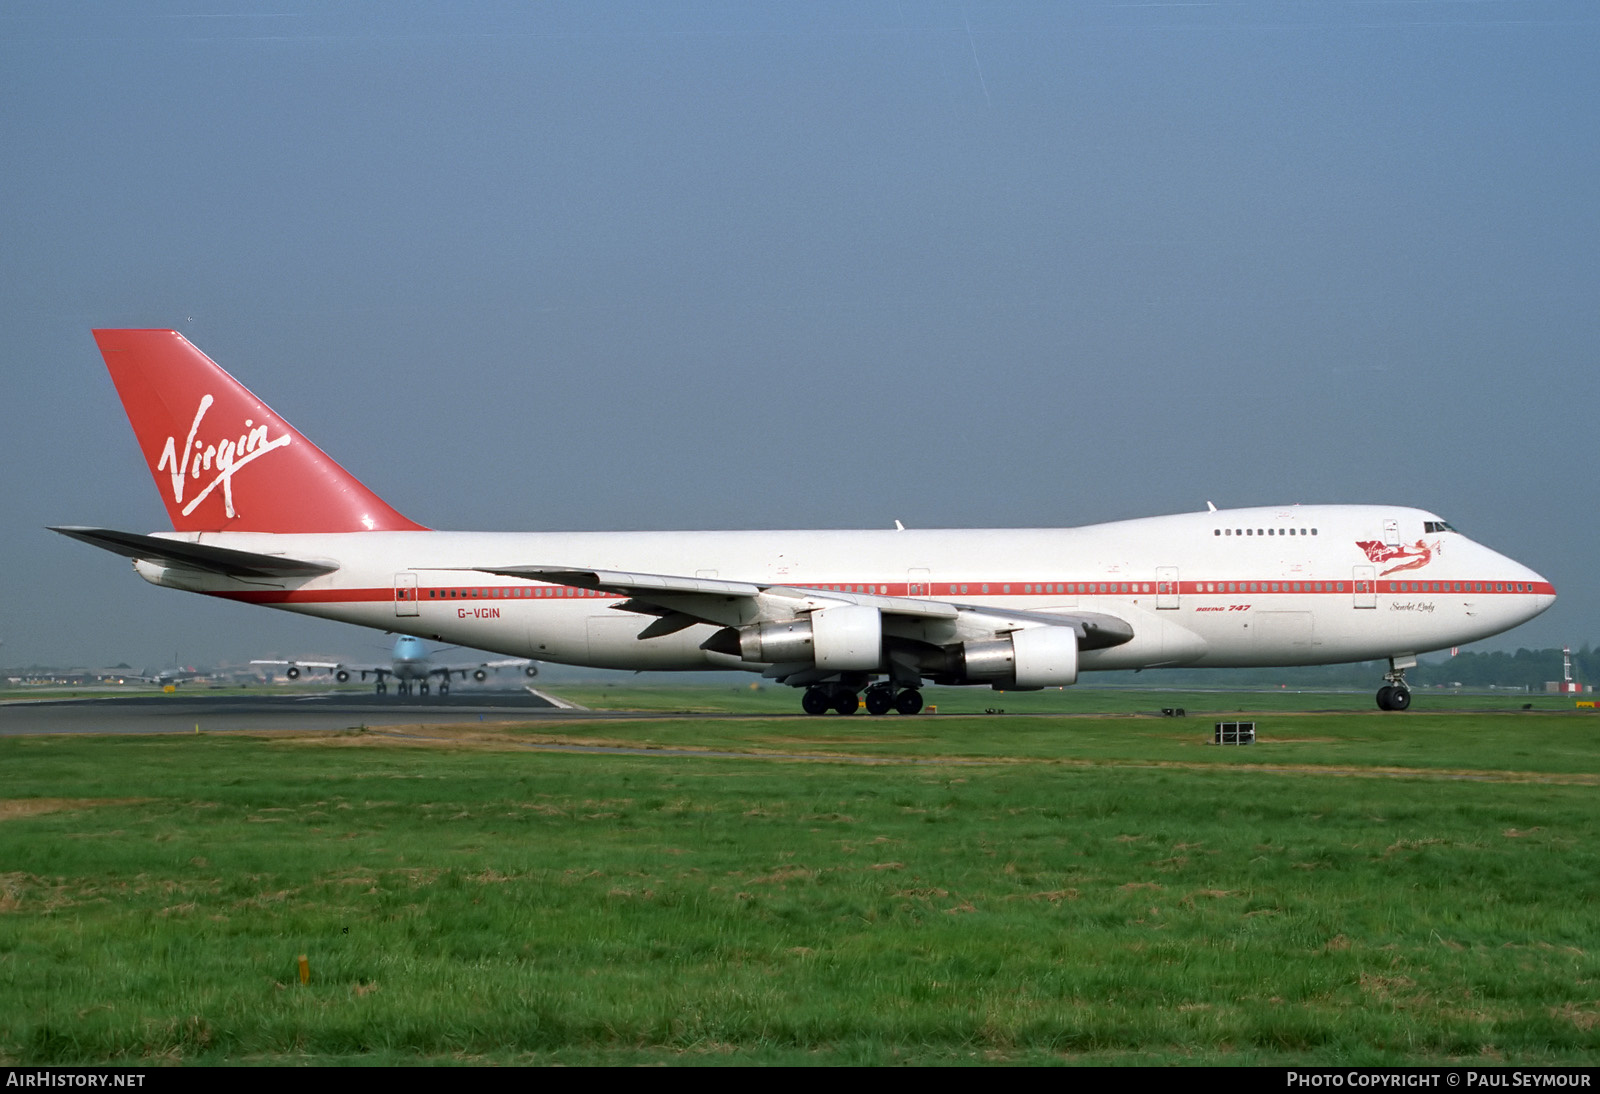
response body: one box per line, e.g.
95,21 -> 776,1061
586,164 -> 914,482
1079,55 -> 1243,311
55,330 -> 1555,714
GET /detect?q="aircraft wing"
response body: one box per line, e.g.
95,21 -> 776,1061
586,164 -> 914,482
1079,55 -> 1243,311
52,526 -> 337,578
249,658 -> 389,683
426,657 -> 538,681
250,659 -> 341,671
491,567 -> 765,601
473,564 -> 1134,650
478,565 -> 957,622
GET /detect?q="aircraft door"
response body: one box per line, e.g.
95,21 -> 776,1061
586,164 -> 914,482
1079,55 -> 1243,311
1353,566 -> 1376,609
394,573 -> 419,617
908,568 -> 931,597
1156,567 -> 1180,610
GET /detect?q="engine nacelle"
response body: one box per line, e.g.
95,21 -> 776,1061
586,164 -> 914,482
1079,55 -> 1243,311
739,619 -> 814,664
285,666 -> 301,680
960,627 -> 1078,689
473,668 -> 488,682
335,669 -> 350,683
737,605 -> 882,671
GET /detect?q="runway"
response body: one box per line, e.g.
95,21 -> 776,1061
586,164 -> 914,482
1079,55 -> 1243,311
0,689 -> 586,737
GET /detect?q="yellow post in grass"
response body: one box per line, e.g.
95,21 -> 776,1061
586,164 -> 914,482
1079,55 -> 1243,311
298,955 -> 309,985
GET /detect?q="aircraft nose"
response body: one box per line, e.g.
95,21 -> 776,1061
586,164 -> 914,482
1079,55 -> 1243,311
1477,538 -> 1555,625
1532,570 -> 1557,617
1505,560 -> 1556,624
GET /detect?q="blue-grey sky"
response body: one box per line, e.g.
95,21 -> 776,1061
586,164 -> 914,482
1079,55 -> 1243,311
2,1 -> 1595,670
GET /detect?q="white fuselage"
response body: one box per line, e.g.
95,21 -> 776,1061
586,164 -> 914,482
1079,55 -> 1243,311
131,504 -> 1553,679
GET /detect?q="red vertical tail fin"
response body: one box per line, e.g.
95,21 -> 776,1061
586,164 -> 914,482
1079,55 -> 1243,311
93,329 -> 427,533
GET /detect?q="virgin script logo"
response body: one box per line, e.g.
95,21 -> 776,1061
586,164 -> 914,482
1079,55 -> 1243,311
156,395 -> 291,518
1355,539 -> 1438,577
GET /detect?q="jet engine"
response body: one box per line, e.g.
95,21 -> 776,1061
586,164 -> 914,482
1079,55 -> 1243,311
335,669 -> 350,683
473,669 -> 488,682
736,605 -> 882,671
285,666 -> 300,680
959,626 -> 1078,689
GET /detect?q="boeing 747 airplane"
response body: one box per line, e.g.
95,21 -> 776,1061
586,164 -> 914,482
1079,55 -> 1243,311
252,634 -> 537,694
55,330 -> 1555,715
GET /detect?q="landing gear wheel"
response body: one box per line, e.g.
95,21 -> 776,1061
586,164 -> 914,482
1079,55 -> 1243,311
832,688 -> 859,715
1376,685 -> 1412,711
864,686 -> 894,716
419,682 -> 429,695
894,689 -> 924,715
439,682 -> 449,696
375,682 -> 387,694
801,687 -> 831,716
1377,657 -> 1415,711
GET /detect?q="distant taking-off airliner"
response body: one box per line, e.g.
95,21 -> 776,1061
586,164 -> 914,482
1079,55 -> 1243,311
252,634 -> 538,695
56,330 -> 1554,715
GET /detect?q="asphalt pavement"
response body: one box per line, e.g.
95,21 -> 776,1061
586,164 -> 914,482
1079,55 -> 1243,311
0,690 -> 574,736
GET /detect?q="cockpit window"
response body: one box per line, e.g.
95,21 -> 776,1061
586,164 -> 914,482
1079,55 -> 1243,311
1424,520 -> 1457,534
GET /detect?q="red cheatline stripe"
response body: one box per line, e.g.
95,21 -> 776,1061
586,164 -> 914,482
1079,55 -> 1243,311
211,588 -> 392,604
206,578 -> 1555,605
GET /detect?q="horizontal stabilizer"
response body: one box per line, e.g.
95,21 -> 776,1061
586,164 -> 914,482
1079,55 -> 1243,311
49,526 -> 337,578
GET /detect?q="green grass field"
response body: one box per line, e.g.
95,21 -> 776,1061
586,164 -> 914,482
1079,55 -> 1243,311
2,689 -> 1597,1065
560,680 -> 1584,716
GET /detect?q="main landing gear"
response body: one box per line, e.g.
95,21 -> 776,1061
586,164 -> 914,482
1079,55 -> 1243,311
801,683 -> 923,716
376,679 -> 449,697
1376,659 -> 1413,711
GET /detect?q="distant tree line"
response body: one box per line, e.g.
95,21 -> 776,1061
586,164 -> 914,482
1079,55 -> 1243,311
1127,644 -> 1597,691
1411,644 -> 1598,690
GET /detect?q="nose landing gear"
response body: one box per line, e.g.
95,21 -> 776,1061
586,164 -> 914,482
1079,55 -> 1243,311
1376,657 -> 1415,711
1376,684 -> 1411,711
